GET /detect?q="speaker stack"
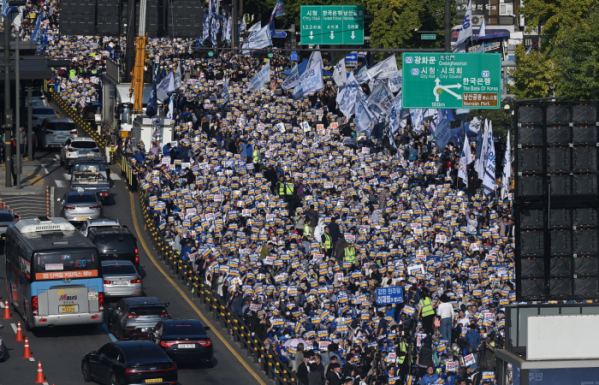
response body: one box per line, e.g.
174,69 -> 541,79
515,102 -> 599,301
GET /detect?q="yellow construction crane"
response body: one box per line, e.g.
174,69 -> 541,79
129,0 -> 148,112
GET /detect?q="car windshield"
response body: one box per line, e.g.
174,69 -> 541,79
163,323 -> 205,335
71,142 -> 97,149
33,108 -> 54,115
65,194 -> 97,204
0,213 -> 14,222
102,264 -> 137,275
123,345 -> 167,362
93,234 -> 136,251
47,123 -> 75,131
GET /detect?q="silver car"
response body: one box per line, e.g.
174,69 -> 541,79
0,209 -> 16,239
40,117 -> 78,148
102,261 -> 143,297
31,106 -> 57,128
59,190 -> 102,223
80,218 -> 122,237
60,137 -> 101,170
108,297 -> 171,340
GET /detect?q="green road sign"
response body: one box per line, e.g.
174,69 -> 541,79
421,34 -> 436,40
300,5 -> 364,45
402,53 -> 502,109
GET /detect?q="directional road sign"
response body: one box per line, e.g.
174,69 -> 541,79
273,31 -> 287,38
300,5 -> 364,45
401,53 -> 502,109
421,34 -> 436,40
345,53 -> 358,67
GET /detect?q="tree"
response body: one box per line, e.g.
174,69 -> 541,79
519,0 -> 598,51
467,109 -> 513,141
507,44 -> 557,99
552,8 -> 599,100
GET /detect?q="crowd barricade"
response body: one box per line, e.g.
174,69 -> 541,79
119,161 -> 300,385
51,89 -> 106,151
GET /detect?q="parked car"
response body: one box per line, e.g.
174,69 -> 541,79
108,297 -> 171,340
149,319 -> 213,367
40,117 -> 78,149
59,190 -> 102,224
81,341 -> 178,385
88,227 -> 139,266
102,260 -> 143,297
60,137 -> 101,171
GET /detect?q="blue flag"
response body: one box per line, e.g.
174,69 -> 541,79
269,0 -> 285,38
30,13 -> 43,43
146,81 -> 157,118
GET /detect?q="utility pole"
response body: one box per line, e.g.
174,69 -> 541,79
14,26 -> 20,190
444,0 -> 451,52
231,0 -> 238,51
124,0 -> 137,83
27,84 -> 32,160
4,13 -> 12,187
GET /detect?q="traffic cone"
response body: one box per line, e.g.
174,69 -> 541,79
2,299 -> 11,319
15,321 -> 24,342
35,361 -> 46,384
23,337 -> 32,359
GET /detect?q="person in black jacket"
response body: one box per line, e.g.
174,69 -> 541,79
327,216 -> 341,244
296,353 -> 311,385
326,363 -> 343,385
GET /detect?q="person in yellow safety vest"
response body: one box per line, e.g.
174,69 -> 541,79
277,175 -> 287,197
321,227 -> 333,257
252,148 -> 261,172
69,69 -> 77,79
418,287 -> 435,335
344,244 -> 356,265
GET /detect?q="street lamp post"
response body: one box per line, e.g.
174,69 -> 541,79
11,25 -> 23,189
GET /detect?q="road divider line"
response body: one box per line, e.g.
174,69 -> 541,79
0,301 -> 4,308
102,323 -> 118,342
29,357 -> 35,362
10,323 -> 17,334
129,191 -> 266,385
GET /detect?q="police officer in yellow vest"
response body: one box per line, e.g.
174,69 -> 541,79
277,175 -> 287,197
418,288 -> 435,334
397,338 -> 409,378
321,226 -> 333,257
344,244 -> 356,266
252,148 -> 261,172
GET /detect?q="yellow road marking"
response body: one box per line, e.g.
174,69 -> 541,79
129,191 -> 266,385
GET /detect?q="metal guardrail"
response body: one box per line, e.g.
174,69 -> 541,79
121,162 -> 300,385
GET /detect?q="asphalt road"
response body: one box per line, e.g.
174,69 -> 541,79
0,148 -> 269,385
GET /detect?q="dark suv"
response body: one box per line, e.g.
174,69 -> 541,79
88,227 -> 139,266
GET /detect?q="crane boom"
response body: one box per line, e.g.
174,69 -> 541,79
130,0 -> 147,112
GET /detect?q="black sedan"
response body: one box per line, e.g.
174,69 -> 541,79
148,319 -> 214,367
81,341 -> 178,385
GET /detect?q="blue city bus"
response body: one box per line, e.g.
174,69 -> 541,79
5,217 -> 104,330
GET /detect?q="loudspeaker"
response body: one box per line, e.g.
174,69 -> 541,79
574,257 -> 598,275
573,147 -> 597,172
518,106 -> 543,124
550,174 -> 571,195
573,208 -> 598,227
573,174 -> 598,195
550,257 -> 571,276
549,208 -> 570,229
572,104 -> 597,124
520,257 -> 545,278
520,209 -> 544,229
550,230 -> 571,256
573,229 -> 599,255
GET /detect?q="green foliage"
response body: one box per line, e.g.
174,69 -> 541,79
552,8 -> 599,100
507,45 -> 557,99
467,109 -> 513,140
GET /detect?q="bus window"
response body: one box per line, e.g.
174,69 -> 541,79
34,250 -> 101,280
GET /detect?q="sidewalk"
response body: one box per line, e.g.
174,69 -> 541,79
0,160 -> 46,196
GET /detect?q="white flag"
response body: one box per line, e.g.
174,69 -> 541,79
166,96 -> 174,119
479,17 -> 486,38
458,131 -> 472,185
366,82 -> 394,118
367,54 -> 398,80
281,63 -> 301,91
240,17 -> 247,32
157,71 -> 176,101
307,51 -> 323,71
354,89 -> 374,135
248,60 -> 270,91
482,121 -> 496,195
299,60 -> 324,95
456,0 -> 473,45
222,76 -> 231,104
336,73 -> 360,119
476,119 -> 489,180
333,58 -> 347,87
248,22 -> 261,33
175,63 -> 182,89
501,133 -> 511,199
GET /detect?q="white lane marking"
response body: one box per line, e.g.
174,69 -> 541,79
0,301 -> 4,308
42,166 -> 49,175
54,154 -> 60,160
63,173 -> 71,180
55,180 -> 66,188
11,323 -> 17,334
30,357 -> 35,362
110,173 -> 121,180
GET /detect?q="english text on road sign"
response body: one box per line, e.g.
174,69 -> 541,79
401,53 -> 502,109
300,5 -> 364,45
421,34 -> 436,40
